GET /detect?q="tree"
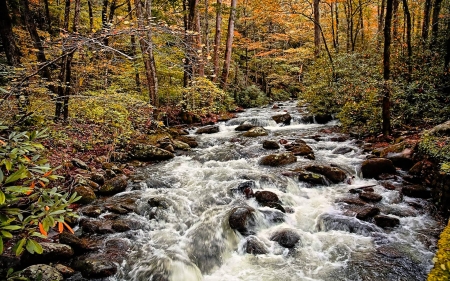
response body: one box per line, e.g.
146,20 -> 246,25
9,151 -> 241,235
0,0 -> 21,66
220,0 -> 237,89
382,0 -> 393,136
212,0 -> 223,82
313,0 -> 321,56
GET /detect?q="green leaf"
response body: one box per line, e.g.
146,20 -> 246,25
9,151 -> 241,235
0,190 -> 5,205
25,239 -> 35,254
0,169 -> 4,183
0,237 -> 3,254
2,225 -> 22,231
5,166 -> 28,184
4,159 -> 12,171
49,210 -> 66,216
13,238 -> 26,256
1,230 -> 13,238
29,239 -> 43,254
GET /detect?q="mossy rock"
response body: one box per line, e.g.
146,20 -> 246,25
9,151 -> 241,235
259,152 -> 297,166
243,127 -> 268,137
428,220 -> 450,280
74,185 -> 97,204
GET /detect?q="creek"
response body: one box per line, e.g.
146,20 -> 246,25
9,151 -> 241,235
109,102 -> 440,281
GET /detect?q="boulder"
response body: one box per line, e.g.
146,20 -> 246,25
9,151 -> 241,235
260,209 -> 285,223
314,114 -> 333,124
176,136 -> 198,148
173,140 -> 191,151
356,206 -> 380,220
20,264 -> 64,281
22,243 -> 73,265
374,215 -> 400,228
244,236 -> 269,255
336,197 -> 367,206
59,232 -> 94,252
259,152 -> 297,166
243,127 -> 268,137
72,255 -> 117,278
304,165 -> 347,183
260,202 -> 286,213
272,113 -> 291,125
90,173 -> 105,185
359,192 -> 383,202
235,122 -> 255,131
333,147 -> 354,154
263,140 -> 280,150
254,191 -> 280,204
285,142 -> 315,159
428,121 -> 450,136
74,185 -> 97,204
298,172 -> 329,185
80,205 -> 103,217
270,229 -> 301,248
196,125 -> 220,134
129,143 -> 175,161
387,154 -> 415,170
71,158 -> 89,170
228,207 -> 256,236
402,185 -> 432,198
317,213 -> 380,236
98,176 -> 128,195
54,264 -> 75,277
361,158 -> 396,179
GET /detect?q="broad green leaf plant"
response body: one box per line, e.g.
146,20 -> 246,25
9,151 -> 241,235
0,125 -> 80,256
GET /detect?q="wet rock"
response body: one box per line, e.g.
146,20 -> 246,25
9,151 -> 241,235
402,185 -> 432,198
148,196 -> 171,209
317,213 -> 380,236
54,264 -> 75,277
228,206 -> 256,236
173,140 -> 191,151
72,255 -> 117,278
359,192 -> 383,202
235,122 -> 255,131
245,236 -> 268,255
260,202 -> 286,213
263,140 -> 280,150
428,120 -> 450,136
237,181 -> 256,192
380,181 -> 397,190
176,136 -> 198,148
161,143 -> 175,153
314,114 -> 333,124
361,158 -> 396,179
196,125 -> 220,134
22,243 -> 73,265
330,135 -> 350,142
105,169 -> 117,179
112,220 -> 131,232
337,197 -> 367,205
59,232 -> 93,252
356,206 -> 380,220
80,205 -> 102,217
374,215 -> 400,228
90,173 -> 105,186
279,139 -> 288,144
105,204 -> 129,214
333,147 -> 354,154
304,165 -> 347,183
243,127 -> 268,137
387,154 -> 415,170
74,185 -> 97,204
260,209 -> 285,223
71,158 -> 89,170
272,113 -> 291,125
298,172 -> 329,185
259,152 -> 297,166
98,175 -> 127,195
105,238 -> 132,252
349,186 -> 374,194
255,190 -> 280,204
80,219 -> 114,234
20,264 -> 63,281
376,245 -> 403,258
270,229 -> 301,248
129,143 -> 175,161
285,142 -> 314,158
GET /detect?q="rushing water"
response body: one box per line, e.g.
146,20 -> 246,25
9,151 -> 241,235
110,102 -> 440,281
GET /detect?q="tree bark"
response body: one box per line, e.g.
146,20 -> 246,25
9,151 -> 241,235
335,2 -> 339,52
422,0 -> 432,43
0,0 -> 21,66
220,0 -> 237,89
313,0 -> 321,56
134,0 -> 158,105
42,0 -> 52,33
377,0 -> 386,48
88,0 -> 94,32
212,0 -> 222,82
127,0 -> 141,92
382,0 -> 393,137
392,0 -> 399,42
430,0 -> 443,49
402,0 -> 412,81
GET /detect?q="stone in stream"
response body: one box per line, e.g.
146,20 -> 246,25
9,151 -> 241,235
317,213 -> 381,236
72,254 -> 117,278
356,206 -> 380,220
270,229 -> 301,248
176,135 -> 198,148
74,185 -> 97,204
129,143 -> 175,161
272,113 -> 291,125
90,173 -> 105,185
19,264 -> 64,281
298,172 -> 330,185
59,232 -> 96,253
361,158 -> 396,179
172,140 -> 191,151
314,114 -> 333,124
333,146 -> 354,154
228,206 -> 256,236
285,142 -> 315,159
374,215 -> 400,228
54,264 -> 75,278
98,175 -> 128,195
22,243 -> 74,265
235,122 -> 255,131
244,236 -> 269,255
259,152 -> 297,166
359,192 -> 383,202
243,127 -> 268,137
402,185 -> 432,198
304,164 -> 347,183
254,190 -> 280,204
263,140 -> 280,150
260,202 -> 286,213
196,125 -> 220,134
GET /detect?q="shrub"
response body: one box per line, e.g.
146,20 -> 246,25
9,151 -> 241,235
235,85 -> 269,108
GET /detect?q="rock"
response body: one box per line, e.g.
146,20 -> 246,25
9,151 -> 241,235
260,209 -> 285,223
259,152 -> 297,166
263,140 -> 280,150
112,220 -> 131,232
235,122 -> 255,131
161,144 -> 175,153
80,205 -> 103,217
22,243 -> 73,265
260,202 -> 286,213
304,165 -> 347,183
387,153 -> 415,170
74,185 -> 97,204
361,158 -> 396,179
376,245 -> 403,258
105,204 -> 129,214
314,114 -> 333,124
129,143 -> 175,161
173,140 -> 191,151
279,139 -> 288,144
20,264 -> 64,281
80,219 -> 114,234
196,125 -> 219,134
402,185 -> 432,198
349,187 -> 374,194
237,181 -> 256,192
333,147 -> 354,154
176,136 -> 198,148
72,255 -> 117,278
54,264 -> 75,277
110,151 -> 129,162
270,229 -> 301,248
105,169 -> 117,179
245,236 -> 269,255
374,215 -> 400,228
98,176 -> 127,195
71,158 -> 89,170
300,116 -> 315,123
148,196 -> 171,209
356,206 -> 380,220
359,192 -> 383,202
228,207 -> 256,236
243,127 -> 268,137
428,120 -> 450,136
59,232 -> 93,252
298,172 -> 329,185
272,104 -> 279,109
254,191 -> 280,204
337,197 -> 367,206
272,113 -> 291,125
331,135 -> 350,142
317,213 -> 380,236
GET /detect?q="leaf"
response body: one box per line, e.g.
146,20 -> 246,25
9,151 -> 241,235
13,238 -> 26,256
0,190 -> 5,205
0,237 -> 3,254
63,221 -> 74,234
25,239 -> 35,254
58,222 -> 63,233
4,160 -> 12,171
0,169 -> 4,183
5,166 -> 28,184
38,222 -> 47,237
2,225 -> 22,231
1,230 -> 13,238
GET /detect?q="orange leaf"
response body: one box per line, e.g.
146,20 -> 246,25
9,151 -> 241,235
43,170 -> 52,177
23,155 -> 31,162
45,206 -> 49,211
38,222 -> 48,237
25,181 -> 35,195
0,140 -> 5,146
63,221 -> 74,234
38,181 -> 45,187
58,222 -> 63,233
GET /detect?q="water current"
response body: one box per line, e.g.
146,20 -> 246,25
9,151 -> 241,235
110,102 -> 441,281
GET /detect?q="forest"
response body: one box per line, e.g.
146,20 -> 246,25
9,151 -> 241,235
0,0 -> 450,279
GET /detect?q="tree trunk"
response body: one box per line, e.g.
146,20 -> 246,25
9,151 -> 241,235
212,0 -> 222,82
359,0 -> 364,47
134,0 -> 158,105
88,0 -> 94,32
331,2 -> 336,50
335,2 -> 339,52
444,19 -> 450,72
42,0 -> 52,33
382,0 -> 393,137
220,0 -> 237,89
422,0 -> 432,43
63,0 -> 70,31
378,0 -> 386,48
392,0 -> 399,42
313,0 -> 321,56
402,0 -> 412,81
127,0 -> 141,92
430,0 -> 443,49
0,0 -> 21,66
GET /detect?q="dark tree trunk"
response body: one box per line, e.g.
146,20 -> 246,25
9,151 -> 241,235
63,0 -> 70,31
331,2 -> 336,50
392,0 -> 399,42
220,0 -> 237,89
444,19 -> 450,72
382,0 -> 393,137
127,0 -> 140,92
430,0 -> 443,49
88,0 -> 94,32
0,0 -> 21,66
313,0 -> 321,56
212,0 -> 222,82
42,0 -> 52,33
378,0 -> 386,48
422,0 -> 432,43
335,2 -> 339,52
402,0 -> 412,81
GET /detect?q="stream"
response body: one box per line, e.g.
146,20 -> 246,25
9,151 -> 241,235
108,102 -> 440,281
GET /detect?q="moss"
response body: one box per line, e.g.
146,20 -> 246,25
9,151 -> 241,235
419,134 -> 450,173
428,220 -> 450,281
